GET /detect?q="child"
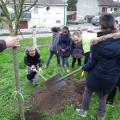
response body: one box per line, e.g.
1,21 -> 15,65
58,26 -> 72,72
76,14 -> 120,119
24,46 -> 42,85
71,32 -> 83,68
45,27 -> 61,68
82,27 -> 97,64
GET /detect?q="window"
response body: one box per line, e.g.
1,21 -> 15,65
56,20 -> 61,23
102,7 -> 106,12
114,8 -> 117,11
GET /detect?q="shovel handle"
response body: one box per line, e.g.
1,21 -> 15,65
58,67 -> 82,81
33,69 -> 47,81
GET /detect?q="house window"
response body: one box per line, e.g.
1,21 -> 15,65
102,7 -> 106,12
56,20 -> 61,23
114,8 -> 117,11
34,5 -> 38,13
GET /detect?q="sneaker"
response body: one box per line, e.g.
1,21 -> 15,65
33,83 -> 39,87
44,65 -> 48,69
66,69 -> 70,73
97,116 -> 105,120
76,108 -> 87,118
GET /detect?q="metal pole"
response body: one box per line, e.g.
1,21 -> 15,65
64,0 -> 66,26
32,26 -> 37,48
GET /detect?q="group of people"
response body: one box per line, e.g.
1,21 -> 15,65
1,13 -> 120,120
45,25 -> 97,71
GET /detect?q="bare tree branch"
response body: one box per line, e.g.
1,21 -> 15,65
0,0 -> 10,20
23,0 -> 38,12
0,16 -> 7,23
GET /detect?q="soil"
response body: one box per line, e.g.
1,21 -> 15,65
13,77 -> 85,120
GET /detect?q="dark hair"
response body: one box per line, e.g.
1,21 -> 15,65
100,14 -> 115,30
62,26 -> 70,33
57,27 -> 61,32
51,27 -> 59,33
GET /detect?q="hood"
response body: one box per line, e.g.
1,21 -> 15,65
90,31 -> 120,45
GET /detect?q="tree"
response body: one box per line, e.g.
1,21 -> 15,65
67,0 -> 78,11
0,0 -> 38,120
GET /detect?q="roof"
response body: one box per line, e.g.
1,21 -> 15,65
8,0 -> 64,5
98,0 -> 120,7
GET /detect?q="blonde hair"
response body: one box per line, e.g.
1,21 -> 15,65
25,46 -> 38,56
72,32 -> 82,41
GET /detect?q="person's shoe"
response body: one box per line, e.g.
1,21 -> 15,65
76,108 -> 87,118
66,69 -> 70,73
44,65 -> 48,69
97,116 -> 105,120
33,83 -> 39,87
28,79 -> 33,84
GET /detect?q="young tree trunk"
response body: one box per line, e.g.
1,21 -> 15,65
10,26 -> 25,120
12,47 -> 25,120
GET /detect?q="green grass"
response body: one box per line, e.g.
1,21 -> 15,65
0,36 -> 120,120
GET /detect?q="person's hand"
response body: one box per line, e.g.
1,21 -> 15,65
31,65 -> 36,71
5,36 -> 20,48
90,39 -> 98,45
62,49 -> 65,52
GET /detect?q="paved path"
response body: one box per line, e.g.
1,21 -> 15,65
0,23 -> 99,40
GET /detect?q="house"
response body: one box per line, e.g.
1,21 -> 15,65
3,0 -> 67,29
77,0 -> 120,22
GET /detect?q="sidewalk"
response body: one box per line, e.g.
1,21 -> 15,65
0,23 -> 99,36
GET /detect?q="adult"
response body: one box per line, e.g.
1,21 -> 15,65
76,14 -> 120,119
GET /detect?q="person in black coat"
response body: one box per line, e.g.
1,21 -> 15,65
58,26 -> 72,72
24,46 -> 42,85
71,32 -> 83,68
76,14 -> 120,119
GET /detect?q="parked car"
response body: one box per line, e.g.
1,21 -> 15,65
68,17 -> 87,25
92,16 -> 100,26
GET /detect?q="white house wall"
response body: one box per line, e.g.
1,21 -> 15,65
77,0 -> 99,20
28,6 -> 66,28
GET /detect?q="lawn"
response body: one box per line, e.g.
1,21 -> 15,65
0,36 -> 120,120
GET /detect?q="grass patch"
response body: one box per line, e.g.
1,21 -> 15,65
0,36 -> 120,120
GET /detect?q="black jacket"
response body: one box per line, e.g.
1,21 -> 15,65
0,40 -> 6,52
24,50 -> 42,67
82,30 -> 120,95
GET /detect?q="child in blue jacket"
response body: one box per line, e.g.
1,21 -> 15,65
58,26 -> 72,72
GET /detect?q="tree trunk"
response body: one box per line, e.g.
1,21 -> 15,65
11,26 -> 25,120
12,47 -> 25,120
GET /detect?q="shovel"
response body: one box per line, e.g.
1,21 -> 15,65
32,68 -> 47,81
45,67 -> 82,90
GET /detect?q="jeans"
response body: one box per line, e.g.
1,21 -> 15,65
107,80 -> 120,104
61,57 -> 69,68
72,58 -> 81,68
46,51 -> 60,67
27,66 -> 39,84
80,87 -> 107,118
84,52 -> 90,64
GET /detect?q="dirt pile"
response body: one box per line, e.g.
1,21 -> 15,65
13,77 -> 85,120
30,77 -> 85,114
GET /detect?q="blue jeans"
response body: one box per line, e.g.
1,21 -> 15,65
46,51 -> 60,67
80,87 -> 107,118
61,57 -> 69,68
